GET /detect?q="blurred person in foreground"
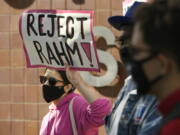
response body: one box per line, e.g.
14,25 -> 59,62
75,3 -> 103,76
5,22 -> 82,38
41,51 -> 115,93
105,1 -> 162,135
129,0 -> 180,134
39,69 -> 111,135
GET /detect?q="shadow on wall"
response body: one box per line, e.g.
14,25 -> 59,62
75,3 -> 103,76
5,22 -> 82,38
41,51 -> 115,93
4,0 -> 35,9
4,0 -> 85,9
73,0 -> 85,4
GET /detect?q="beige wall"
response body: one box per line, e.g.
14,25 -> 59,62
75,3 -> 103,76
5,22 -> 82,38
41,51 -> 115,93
0,0 -> 124,134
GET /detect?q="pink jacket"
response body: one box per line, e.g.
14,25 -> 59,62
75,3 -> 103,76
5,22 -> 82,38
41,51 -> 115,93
40,93 -> 111,135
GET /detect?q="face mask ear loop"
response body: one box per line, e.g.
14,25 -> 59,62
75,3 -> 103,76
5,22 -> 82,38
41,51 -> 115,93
149,74 -> 165,87
64,83 -> 75,94
58,85 -> 65,92
138,52 -> 164,87
60,84 -> 70,94
137,52 -> 158,64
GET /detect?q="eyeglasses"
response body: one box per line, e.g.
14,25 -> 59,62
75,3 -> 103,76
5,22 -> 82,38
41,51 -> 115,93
120,45 -> 158,61
120,44 -> 154,55
40,76 -> 68,86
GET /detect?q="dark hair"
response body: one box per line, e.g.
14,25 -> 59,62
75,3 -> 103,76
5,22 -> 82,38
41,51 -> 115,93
118,25 -> 133,46
134,0 -> 180,68
57,70 -> 75,93
44,68 -> 69,83
57,70 -> 70,84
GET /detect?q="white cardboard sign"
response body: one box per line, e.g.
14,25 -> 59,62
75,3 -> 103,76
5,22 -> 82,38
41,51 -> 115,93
19,10 -> 100,71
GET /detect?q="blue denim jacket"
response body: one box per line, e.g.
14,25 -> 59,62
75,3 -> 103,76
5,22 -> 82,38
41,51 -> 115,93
105,76 -> 162,135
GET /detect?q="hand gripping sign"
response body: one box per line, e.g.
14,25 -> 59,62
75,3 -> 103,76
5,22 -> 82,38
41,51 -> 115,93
19,10 -> 100,71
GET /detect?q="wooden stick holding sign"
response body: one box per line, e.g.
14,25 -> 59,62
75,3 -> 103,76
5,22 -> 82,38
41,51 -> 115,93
19,10 -> 100,71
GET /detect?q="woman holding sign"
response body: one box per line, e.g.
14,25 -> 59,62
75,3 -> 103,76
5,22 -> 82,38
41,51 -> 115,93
39,68 -> 111,135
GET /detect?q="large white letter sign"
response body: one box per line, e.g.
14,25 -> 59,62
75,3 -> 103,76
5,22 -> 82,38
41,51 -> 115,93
19,10 -> 100,71
80,26 -> 118,87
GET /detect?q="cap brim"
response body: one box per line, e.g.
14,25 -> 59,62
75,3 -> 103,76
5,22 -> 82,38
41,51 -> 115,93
108,16 -> 132,30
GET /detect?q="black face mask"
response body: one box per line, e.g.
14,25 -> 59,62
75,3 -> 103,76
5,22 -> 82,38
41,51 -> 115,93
120,45 -> 132,74
129,53 -> 164,95
42,85 -> 65,103
120,45 -> 130,63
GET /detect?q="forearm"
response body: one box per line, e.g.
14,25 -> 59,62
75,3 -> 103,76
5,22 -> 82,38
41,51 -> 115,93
66,67 -> 104,104
76,80 -> 103,104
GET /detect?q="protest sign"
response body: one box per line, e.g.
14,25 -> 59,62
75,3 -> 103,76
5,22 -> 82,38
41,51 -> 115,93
19,10 -> 100,71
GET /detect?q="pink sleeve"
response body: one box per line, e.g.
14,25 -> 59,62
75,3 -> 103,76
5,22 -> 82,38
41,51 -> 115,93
73,97 -> 112,131
39,114 -> 49,135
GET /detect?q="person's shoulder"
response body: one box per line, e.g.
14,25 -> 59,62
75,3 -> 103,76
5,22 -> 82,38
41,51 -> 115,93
160,118 -> 180,135
41,112 -> 51,122
72,94 -> 88,104
165,118 -> 180,128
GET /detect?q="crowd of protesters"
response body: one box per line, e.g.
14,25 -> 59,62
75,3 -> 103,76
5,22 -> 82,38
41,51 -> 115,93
38,0 -> 180,135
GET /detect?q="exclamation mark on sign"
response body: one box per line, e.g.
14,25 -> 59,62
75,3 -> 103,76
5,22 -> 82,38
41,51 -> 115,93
81,42 -> 93,67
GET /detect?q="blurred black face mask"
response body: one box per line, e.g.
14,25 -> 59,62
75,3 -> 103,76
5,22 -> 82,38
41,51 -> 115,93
40,76 -> 68,103
120,45 -> 132,74
120,46 -> 164,95
129,53 -> 164,95
120,45 -> 130,64
42,85 -> 65,103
